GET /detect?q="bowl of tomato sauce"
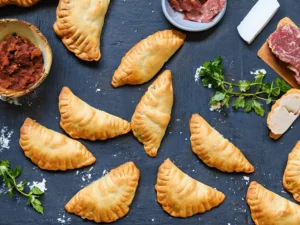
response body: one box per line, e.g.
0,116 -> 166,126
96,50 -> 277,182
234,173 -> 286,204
0,19 -> 52,98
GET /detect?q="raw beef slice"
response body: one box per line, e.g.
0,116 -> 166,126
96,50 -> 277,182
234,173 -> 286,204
268,24 -> 300,83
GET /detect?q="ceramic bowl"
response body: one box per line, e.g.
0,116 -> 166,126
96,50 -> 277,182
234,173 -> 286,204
162,0 -> 227,32
0,19 -> 52,98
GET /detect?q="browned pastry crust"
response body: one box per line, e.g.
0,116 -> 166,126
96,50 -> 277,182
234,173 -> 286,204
20,118 -> 96,171
247,181 -> 300,225
283,141 -> 300,202
112,30 -> 185,87
131,70 -> 173,157
0,0 -> 39,7
59,87 -> 131,141
53,0 -> 110,61
65,162 -> 140,223
190,114 -> 254,173
155,158 -> 225,218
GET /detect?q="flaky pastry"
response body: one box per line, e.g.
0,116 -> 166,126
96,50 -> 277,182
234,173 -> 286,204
283,141 -> 300,202
19,118 -> 96,171
59,87 -> 131,141
53,0 -> 110,61
112,30 -> 185,87
247,181 -> 300,225
155,158 -> 225,218
65,162 -> 140,223
131,70 -> 173,157
189,114 -> 254,173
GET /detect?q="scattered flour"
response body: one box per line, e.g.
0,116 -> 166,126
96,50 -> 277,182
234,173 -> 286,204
151,218 -> 155,222
242,176 -> 250,185
250,69 -> 267,75
75,167 -> 94,183
208,84 -> 212,88
57,214 -> 71,224
210,102 -> 222,112
28,178 -> 47,192
103,169 -> 108,176
96,88 -> 101,93
0,127 -> 14,152
194,66 -> 204,82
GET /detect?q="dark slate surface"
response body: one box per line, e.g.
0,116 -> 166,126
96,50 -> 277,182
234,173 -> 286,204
0,0 -> 300,224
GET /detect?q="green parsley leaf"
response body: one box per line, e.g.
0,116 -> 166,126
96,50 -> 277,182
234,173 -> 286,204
276,78 -> 290,92
232,96 -> 245,109
12,166 -> 21,178
266,97 -> 272,104
31,187 -> 44,195
198,57 -> 291,116
222,95 -> 231,108
238,80 -> 251,92
0,160 -> 45,214
213,92 -> 225,101
244,100 -> 253,113
252,100 -> 265,116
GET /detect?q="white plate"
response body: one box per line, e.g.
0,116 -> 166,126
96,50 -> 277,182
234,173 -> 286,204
162,0 -> 227,32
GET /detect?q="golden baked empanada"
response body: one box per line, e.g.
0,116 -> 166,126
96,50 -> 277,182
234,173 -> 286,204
59,87 -> 131,141
131,70 -> 173,157
190,114 -> 254,173
283,141 -> 300,202
65,162 -> 140,223
247,181 -> 300,225
111,30 -> 185,87
0,0 -> 39,7
20,118 -> 96,171
53,0 -> 110,61
155,158 -> 225,218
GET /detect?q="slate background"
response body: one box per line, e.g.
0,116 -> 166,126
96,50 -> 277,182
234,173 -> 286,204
0,0 -> 300,224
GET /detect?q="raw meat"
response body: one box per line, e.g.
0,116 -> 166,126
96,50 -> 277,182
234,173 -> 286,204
168,0 -> 225,23
198,0 -> 226,23
268,24 -> 300,83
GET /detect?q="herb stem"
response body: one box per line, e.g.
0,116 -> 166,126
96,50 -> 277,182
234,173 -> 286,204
225,91 -> 266,97
6,172 -> 30,197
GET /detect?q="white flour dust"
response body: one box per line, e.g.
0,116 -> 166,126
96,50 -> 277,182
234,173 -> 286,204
0,127 -> 14,153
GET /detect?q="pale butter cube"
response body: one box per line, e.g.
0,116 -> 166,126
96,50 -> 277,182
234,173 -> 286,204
237,0 -> 280,44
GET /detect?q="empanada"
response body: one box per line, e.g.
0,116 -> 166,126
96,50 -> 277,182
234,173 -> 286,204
53,0 -> 110,61
155,158 -> 225,218
20,118 -> 96,171
0,0 -> 39,7
59,87 -> 131,141
131,70 -> 173,157
247,181 -> 300,225
189,114 -> 254,173
283,141 -> 300,202
111,30 -> 186,87
65,162 -> 140,223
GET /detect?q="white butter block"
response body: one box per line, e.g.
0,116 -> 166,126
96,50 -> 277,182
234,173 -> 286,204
237,0 -> 280,44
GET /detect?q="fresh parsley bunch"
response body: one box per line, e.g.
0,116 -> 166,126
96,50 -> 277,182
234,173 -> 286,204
0,160 -> 44,214
198,56 -> 290,116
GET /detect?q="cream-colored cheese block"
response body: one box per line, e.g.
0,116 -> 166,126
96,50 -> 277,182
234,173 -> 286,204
237,0 -> 280,44
267,89 -> 300,138
268,107 -> 298,135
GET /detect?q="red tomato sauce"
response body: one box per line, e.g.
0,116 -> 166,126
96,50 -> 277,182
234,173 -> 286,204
0,34 -> 44,91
